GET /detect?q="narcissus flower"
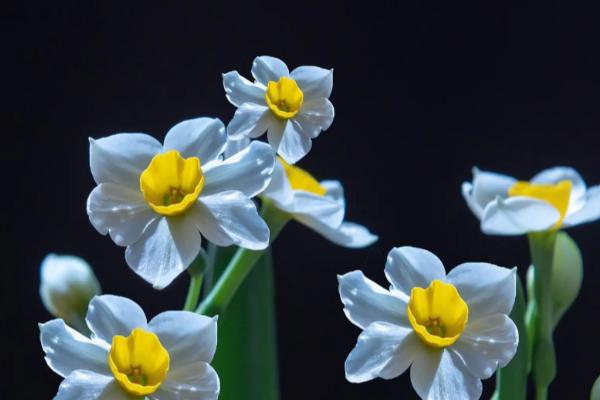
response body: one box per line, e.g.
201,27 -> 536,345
338,247 -> 518,399
40,254 -> 101,333
223,55 -> 334,164
87,117 -> 275,288
262,157 -> 377,248
39,295 -> 219,400
462,166 -> 600,235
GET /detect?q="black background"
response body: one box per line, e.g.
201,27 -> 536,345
5,1 -> 600,399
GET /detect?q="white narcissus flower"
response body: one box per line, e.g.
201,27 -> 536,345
40,254 -> 101,333
262,156 -> 377,248
338,247 -> 518,400
87,117 -> 275,289
462,166 -> 600,235
39,295 -> 219,400
223,55 -> 334,164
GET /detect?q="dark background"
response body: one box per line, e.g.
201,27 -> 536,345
5,1 -> 600,398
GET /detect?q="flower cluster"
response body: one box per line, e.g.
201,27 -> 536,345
39,55 -> 377,399
38,54 -> 599,400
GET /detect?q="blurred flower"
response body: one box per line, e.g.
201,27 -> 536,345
87,117 -> 275,289
462,166 -> 600,235
40,254 -> 100,333
39,294 -> 219,399
338,246 -> 518,399
223,55 -> 334,164
262,157 -> 377,248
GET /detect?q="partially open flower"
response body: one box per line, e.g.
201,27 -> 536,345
462,166 -> 600,235
39,254 -> 100,333
338,246 -> 518,399
39,295 -> 219,400
262,157 -> 377,248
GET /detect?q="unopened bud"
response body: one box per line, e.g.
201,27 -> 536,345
39,254 -> 101,333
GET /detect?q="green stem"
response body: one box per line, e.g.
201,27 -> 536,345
525,265 -> 537,373
182,251 -> 209,311
536,387 -> 548,400
196,199 -> 290,316
493,275 -> 528,400
183,274 -> 204,311
528,230 -> 558,400
203,243 -> 218,294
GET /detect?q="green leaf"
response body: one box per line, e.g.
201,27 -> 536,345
210,246 -> 279,400
494,275 -> 528,400
590,374 -> 600,400
551,231 -> 583,327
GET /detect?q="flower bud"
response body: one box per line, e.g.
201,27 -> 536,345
39,254 -> 101,332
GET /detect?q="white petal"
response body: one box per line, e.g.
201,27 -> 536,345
55,370 -> 127,400
384,247 -> 446,298
223,136 -> 250,158
191,191 -> 269,250
202,141 -> 275,198
39,320 -> 108,378
471,167 -> 516,210
251,55 -> 289,85
291,192 -> 345,228
451,314 -> 518,379
345,322 -> 418,383
563,185 -> 600,227
154,363 -> 219,400
163,117 -> 226,163
222,71 -> 265,107
296,98 -> 335,136
226,103 -> 271,139
266,119 -> 285,154
338,270 -> 408,330
148,312 -> 217,368
303,220 -> 378,248
87,183 -> 156,246
531,166 -> 587,214
85,295 -> 147,344
410,349 -> 482,400
462,182 -> 483,219
278,120 -> 312,164
262,160 -> 295,206
446,263 -> 516,319
89,134 -> 161,187
290,66 -> 333,99
125,216 -> 201,289
321,180 -> 345,206
481,196 -> 560,235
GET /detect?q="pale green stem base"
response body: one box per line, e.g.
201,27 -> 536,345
528,230 -> 558,400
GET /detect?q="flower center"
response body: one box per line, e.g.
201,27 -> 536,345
407,280 -> 468,348
508,180 -> 572,227
279,157 -> 326,196
265,77 -> 304,119
108,328 -> 170,396
140,150 -> 204,217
